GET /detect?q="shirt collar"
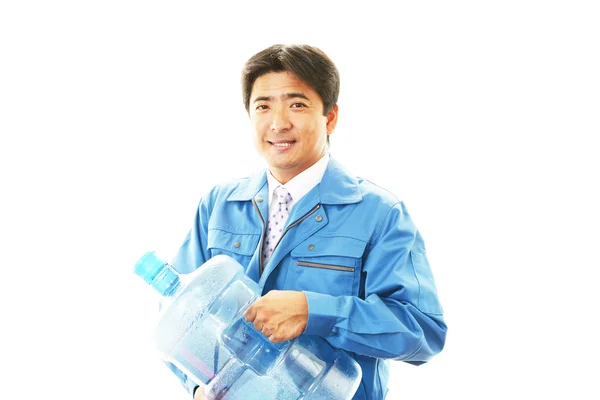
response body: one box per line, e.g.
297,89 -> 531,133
227,155 -> 362,205
266,152 -> 330,205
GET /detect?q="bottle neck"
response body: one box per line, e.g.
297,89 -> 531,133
151,264 -> 181,297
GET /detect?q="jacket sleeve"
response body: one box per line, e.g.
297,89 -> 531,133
302,201 -> 447,363
171,194 -> 213,275
160,194 -> 213,395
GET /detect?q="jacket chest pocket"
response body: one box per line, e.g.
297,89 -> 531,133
288,236 -> 367,297
207,229 -> 260,266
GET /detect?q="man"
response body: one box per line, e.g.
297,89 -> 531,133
167,44 -> 447,400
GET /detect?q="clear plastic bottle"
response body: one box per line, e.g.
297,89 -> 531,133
134,251 -> 362,400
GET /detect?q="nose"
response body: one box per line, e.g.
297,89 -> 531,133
270,107 -> 292,132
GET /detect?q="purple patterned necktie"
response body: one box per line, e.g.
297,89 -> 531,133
262,186 -> 292,265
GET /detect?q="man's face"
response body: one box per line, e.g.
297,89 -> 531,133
249,71 -> 337,184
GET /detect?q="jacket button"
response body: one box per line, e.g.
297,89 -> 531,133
256,197 -> 263,203
233,241 -> 241,248
315,215 -> 323,222
308,244 -> 315,250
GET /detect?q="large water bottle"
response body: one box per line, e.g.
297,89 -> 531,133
134,251 -> 362,400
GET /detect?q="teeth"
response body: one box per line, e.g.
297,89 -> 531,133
273,142 -> 293,147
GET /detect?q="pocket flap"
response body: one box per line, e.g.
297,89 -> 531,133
291,236 -> 367,258
207,229 -> 260,256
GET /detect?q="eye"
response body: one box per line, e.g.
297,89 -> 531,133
290,102 -> 307,108
255,104 -> 269,111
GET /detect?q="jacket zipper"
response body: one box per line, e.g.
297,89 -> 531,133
255,203 -> 321,276
251,198 -> 266,275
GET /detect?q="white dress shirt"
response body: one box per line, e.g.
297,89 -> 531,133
265,152 -> 330,218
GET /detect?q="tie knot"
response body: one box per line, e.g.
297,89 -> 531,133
274,186 -> 292,205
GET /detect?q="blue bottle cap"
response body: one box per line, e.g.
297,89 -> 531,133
134,251 -> 167,285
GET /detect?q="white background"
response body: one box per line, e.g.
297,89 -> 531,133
1,1 -> 599,399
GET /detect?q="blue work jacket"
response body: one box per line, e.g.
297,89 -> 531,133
168,159 -> 447,400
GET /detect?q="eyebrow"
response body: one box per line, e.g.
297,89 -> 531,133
253,92 -> 311,103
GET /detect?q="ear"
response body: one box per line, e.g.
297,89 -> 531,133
325,104 -> 339,135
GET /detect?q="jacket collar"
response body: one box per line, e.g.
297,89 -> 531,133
227,158 -> 362,205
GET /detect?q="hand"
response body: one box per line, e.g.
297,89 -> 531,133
193,386 -> 206,400
243,290 -> 308,343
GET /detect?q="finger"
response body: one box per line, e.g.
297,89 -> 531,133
194,386 -> 206,400
244,304 -> 257,322
269,333 -> 284,343
261,324 -> 274,337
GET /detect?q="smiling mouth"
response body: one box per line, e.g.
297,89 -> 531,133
269,141 -> 296,148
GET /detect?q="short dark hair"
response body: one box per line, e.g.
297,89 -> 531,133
241,44 -> 340,116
